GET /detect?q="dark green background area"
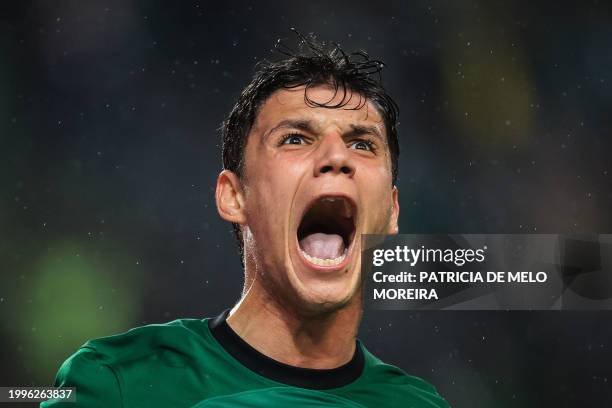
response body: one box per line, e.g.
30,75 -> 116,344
1,1 -> 611,407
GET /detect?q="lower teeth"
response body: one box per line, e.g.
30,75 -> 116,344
300,250 -> 347,266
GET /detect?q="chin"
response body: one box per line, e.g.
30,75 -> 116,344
293,294 -> 352,316
287,262 -> 362,316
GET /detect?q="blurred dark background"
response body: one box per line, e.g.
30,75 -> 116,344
1,1 -> 611,407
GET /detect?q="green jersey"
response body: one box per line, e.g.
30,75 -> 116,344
41,310 -> 450,407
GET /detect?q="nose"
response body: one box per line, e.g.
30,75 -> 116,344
313,134 -> 356,178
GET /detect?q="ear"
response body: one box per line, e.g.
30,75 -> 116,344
215,170 -> 247,225
387,186 -> 400,234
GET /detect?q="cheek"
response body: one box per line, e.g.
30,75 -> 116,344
361,166 -> 394,229
248,154 -> 306,203
244,171 -> 294,242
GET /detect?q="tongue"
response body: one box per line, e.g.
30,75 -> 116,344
299,232 -> 345,259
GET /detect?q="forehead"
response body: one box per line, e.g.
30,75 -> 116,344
252,85 -> 385,135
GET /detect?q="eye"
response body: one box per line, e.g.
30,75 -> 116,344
279,133 -> 308,146
350,139 -> 376,151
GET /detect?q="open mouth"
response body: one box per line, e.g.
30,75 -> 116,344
297,196 -> 356,267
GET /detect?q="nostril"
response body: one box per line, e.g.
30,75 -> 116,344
318,165 -> 354,176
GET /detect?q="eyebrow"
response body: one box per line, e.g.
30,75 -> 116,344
265,119 -> 385,143
266,119 -> 319,138
346,124 -> 384,143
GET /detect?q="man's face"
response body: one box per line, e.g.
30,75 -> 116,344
236,85 -> 398,313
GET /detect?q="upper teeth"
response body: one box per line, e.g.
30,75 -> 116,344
319,197 -> 353,218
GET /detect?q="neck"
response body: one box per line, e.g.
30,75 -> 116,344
226,275 -> 362,369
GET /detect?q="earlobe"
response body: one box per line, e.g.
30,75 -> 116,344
388,186 -> 400,234
215,170 -> 247,225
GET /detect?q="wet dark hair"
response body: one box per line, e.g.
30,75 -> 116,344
221,30 -> 400,261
